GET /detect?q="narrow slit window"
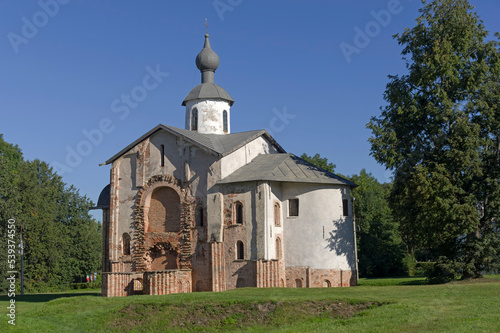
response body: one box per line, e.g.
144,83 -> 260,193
191,108 -> 198,131
343,199 -> 349,216
235,202 -> 243,224
160,144 -> 165,167
223,110 -> 228,133
122,233 -> 131,256
196,206 -> 204,227
289,199 -> 299,217
236,241 -> 244,260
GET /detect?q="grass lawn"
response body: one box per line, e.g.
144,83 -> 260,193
0,275 -> 499,332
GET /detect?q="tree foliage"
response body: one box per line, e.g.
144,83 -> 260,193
367,0 -> 500,281
350,170 -> 406,277
300,153 -> 336,173
0,134 -> 101,293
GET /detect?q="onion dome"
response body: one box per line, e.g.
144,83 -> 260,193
182,34 -> 234,106
196,34 -> 220,75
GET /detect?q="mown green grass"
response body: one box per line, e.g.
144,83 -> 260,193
0,276 -> 499,332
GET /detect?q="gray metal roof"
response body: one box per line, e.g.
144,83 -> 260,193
182,83 -> 234,106
102,124 -> 285,165
90,184 -> 110,210
218,154 -> 357,187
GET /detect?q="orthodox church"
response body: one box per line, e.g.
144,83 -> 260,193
94,33 -> 358,297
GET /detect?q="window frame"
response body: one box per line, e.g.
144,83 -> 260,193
122,233 -> 131,256
288,198 -> 299,217
236,240 -> 244,260
342,198 -> 349,216
234,201 -> 244,225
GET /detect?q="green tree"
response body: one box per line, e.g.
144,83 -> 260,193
300,153 -> 336,173
0,134 -> 24,292
367,0 -> 500,282
350,170 -> 406,277
0,135 -> 102,293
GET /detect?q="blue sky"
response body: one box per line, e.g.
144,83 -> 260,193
2,0 -> 500,221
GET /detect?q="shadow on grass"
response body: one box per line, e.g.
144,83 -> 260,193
358,276 -> 428,287
0,291 -> 101,303
397,279 -> 428,286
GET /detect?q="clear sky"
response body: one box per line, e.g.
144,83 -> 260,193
2,0 -> 500,221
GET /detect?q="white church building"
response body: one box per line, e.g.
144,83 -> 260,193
95,33 -> 358,297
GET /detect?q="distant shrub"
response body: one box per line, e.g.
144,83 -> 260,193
403,254 -> 416,276
70,281 -> 101,290
415,262 -> 435,276
427,257 -> 460,284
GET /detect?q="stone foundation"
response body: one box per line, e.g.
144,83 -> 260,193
285,267 -> 356,288
102,272 -> 143,297
102,269 -> 192,297
144,270 -> 192,295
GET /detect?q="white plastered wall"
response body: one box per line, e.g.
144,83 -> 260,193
282,182 -> 356,271
185,99 -> 231,134
220,136 -> 279,179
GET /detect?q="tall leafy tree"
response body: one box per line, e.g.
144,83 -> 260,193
0,135 -> 24,291
0,135 -> 102,293
350,170 -> 406,277
367,0 -> 500,282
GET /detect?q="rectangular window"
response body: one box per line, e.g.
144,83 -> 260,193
289,199 -> 299,217
343,199 -> 349,216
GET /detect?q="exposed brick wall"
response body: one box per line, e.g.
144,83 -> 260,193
147,244 -> 179,270
148,187 -> 181,233
111,261 -> 133,273
285,266 -> 308,288
256,259 -> 284,288
143,270 -> 192,295
310,269 -> 341,287
102,270 -> 192,297
102,272 -> 143,297
191,227 -> 211,292
285,267 -> 356,288
133,175 -> 193,273
210,242 -> 225,292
